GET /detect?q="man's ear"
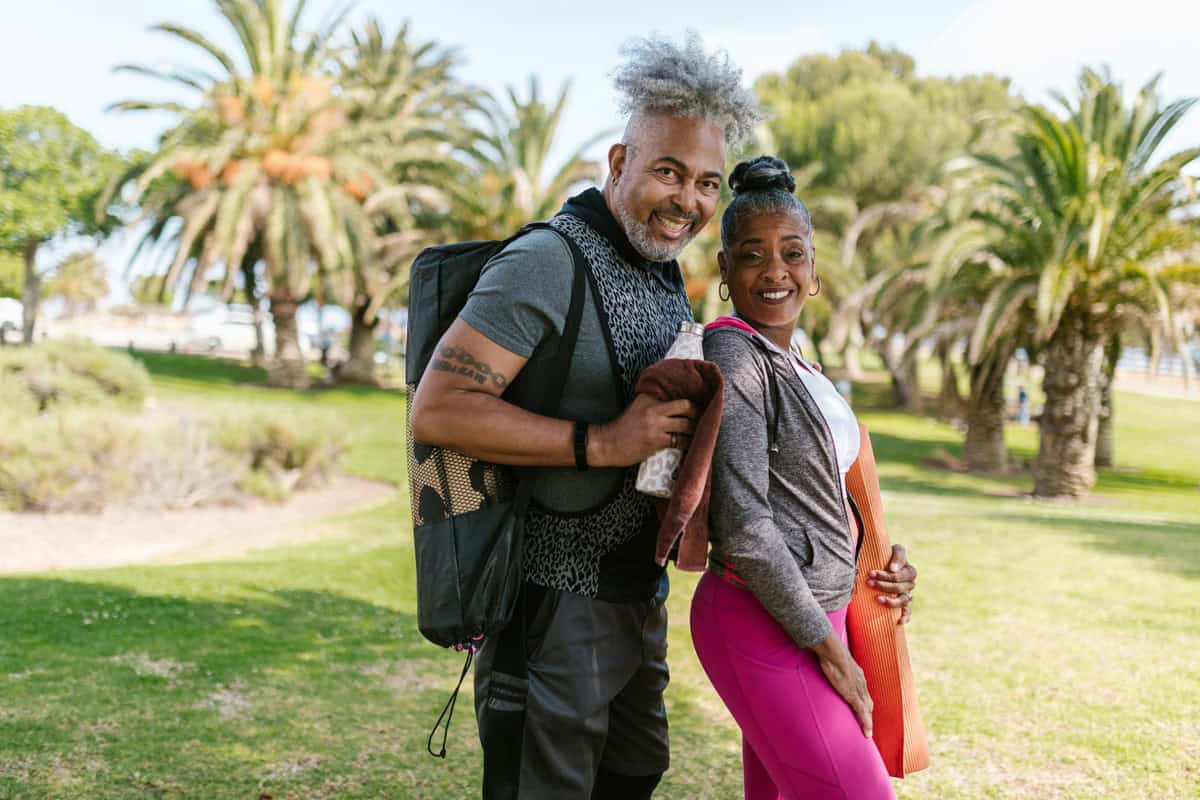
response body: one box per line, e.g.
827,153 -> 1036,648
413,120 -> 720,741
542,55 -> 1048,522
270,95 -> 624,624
608,143 -> 627,183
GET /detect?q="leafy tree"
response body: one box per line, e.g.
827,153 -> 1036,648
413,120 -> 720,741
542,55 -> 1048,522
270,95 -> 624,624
0,251 -> 20,299
757,43 -> 1013,206
757,44 -> 1016,396
0,106 -> 120,342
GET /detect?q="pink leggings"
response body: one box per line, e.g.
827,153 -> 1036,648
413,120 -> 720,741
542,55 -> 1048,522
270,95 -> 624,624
690,571 -> 895,800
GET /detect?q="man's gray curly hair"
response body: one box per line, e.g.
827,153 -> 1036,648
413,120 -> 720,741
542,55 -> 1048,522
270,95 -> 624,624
611,31 -> 763,150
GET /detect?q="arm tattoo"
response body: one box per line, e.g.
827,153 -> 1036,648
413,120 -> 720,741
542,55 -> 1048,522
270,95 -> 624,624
430,345 -> 510,389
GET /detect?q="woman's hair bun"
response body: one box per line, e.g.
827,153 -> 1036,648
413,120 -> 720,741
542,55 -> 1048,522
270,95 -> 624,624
728,156 -> 796,197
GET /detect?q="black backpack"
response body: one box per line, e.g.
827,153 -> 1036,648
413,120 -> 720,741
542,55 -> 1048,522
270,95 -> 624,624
405,222 -> 586,652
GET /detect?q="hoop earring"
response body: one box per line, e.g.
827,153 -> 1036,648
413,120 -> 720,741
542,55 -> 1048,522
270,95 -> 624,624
809,275 -> 821,297
718,281 -> 730,302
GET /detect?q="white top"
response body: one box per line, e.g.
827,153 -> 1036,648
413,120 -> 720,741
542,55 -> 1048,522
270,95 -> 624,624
760,335 -> 861,483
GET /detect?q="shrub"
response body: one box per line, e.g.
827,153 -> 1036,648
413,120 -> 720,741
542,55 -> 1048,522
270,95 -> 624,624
210,410 -> 347,501
38,338 -> 151,408
0,409 -> 249,513
0,355 -> 345,511
1,355 -> 109,410
0,408 -> 138,512
0,377 -> 39,416
0,339 -> 150,411
125,416 -> 244,510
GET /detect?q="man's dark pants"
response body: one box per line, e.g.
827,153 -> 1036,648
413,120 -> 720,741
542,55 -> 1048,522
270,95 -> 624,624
474,583 -> 670,799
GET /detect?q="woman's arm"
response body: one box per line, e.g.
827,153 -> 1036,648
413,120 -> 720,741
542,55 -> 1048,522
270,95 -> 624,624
706,331 -> 832,649
707,330 -> 873,736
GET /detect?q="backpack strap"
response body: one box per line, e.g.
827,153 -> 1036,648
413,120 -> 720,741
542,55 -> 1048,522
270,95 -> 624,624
499,219 -> 587,674
514,222 -> 589,421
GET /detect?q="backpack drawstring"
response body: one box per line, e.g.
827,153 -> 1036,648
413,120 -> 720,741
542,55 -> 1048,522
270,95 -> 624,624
427,647 -> 475,759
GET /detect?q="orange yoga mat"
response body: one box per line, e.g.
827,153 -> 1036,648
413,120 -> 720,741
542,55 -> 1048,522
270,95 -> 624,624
845,423 -> 931,778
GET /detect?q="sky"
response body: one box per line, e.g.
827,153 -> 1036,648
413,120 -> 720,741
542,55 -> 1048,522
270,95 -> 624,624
1,0 -> 1197,295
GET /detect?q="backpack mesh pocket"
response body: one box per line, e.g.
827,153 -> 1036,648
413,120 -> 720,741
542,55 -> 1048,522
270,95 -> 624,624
407,389 -> 517,527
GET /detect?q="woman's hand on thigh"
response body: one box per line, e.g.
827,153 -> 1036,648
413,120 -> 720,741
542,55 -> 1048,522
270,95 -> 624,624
813,634 -> 873,738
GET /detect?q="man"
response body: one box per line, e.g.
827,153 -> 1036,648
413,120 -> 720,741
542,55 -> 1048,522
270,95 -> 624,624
411,33 -> 916,798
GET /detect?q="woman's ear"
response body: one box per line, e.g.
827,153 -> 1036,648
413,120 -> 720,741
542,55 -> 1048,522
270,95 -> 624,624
717,249 -> 729,283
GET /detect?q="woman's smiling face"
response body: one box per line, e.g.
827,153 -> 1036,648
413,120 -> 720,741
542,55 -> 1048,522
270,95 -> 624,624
719,208 -> 815,333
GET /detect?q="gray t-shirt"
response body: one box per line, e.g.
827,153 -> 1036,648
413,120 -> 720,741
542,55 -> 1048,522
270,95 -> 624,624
459,228 -> 625,511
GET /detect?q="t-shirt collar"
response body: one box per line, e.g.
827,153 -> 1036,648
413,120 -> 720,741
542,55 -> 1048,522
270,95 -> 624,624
559,188 -> 673,273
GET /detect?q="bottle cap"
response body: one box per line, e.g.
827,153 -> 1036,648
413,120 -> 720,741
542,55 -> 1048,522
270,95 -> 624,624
678,321 -> 706,337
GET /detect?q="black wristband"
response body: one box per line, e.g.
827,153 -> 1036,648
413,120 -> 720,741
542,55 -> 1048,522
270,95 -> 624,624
573,421 -> 589,471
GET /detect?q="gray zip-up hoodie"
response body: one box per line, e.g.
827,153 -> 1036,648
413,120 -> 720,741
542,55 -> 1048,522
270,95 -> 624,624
704,324 -> 860,649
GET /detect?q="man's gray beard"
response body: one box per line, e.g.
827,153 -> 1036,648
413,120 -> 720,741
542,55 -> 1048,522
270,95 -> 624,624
612,190 -> 695,262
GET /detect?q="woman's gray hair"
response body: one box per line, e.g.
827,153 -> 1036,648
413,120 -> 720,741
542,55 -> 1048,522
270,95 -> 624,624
611,31 -> 763,150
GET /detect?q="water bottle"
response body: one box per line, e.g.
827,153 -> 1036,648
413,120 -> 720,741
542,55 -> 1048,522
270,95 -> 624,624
635,320 -> 706,498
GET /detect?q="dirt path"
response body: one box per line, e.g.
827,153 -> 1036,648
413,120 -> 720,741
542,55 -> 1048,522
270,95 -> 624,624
0,476 -> 396,573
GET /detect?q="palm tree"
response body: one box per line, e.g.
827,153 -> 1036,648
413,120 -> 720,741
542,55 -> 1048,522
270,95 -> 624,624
449,77 -> 608,240
826,187 -> 942,404
936,68 -> 1199,496
905,178 -> 1038,473
322,17 -> 474,384
45,250 -> 108,317
107,0 -> 374,388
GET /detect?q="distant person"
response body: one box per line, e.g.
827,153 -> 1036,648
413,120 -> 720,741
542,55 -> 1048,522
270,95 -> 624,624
692,156 -> 919,800
318,328 -> 334,367
410,33 -> 760,798
1017,385 -> 1030,424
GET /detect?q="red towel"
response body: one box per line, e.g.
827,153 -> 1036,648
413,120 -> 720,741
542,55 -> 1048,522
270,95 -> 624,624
633,359 -> 725,571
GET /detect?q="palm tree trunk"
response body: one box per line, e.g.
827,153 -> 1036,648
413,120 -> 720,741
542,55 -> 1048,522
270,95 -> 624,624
20,240 -> 40,345
843,346 -> 865,380
1148,329 -> 1162,380
267,293 -> 309,389
808,334 -> 826,367
338,301 -> 380,386
251,307 -> 268,368
842,321 -> 867,380
1094,337 -> 1120,468
1033,315 -> 1106,498
963,344 -> 1013,472
903,357 -> 923,413
240,252 -> 267,368
937,340 -> 964,417
1183,340 -> 1195,392
880,339 -> 921,412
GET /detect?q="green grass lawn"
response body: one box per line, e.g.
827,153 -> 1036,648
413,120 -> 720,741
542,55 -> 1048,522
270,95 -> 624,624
2,353 -> 1197,799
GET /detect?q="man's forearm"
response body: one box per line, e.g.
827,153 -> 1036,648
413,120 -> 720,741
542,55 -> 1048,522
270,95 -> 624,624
411,387 -> 615,468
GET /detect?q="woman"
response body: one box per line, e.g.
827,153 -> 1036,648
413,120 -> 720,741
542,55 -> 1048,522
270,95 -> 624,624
691,156 -> 917,800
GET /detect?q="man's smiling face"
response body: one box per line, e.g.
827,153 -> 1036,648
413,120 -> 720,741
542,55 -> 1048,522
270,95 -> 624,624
608,113 -> 726,261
